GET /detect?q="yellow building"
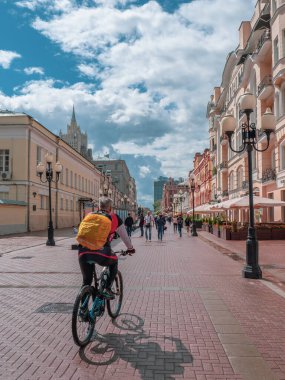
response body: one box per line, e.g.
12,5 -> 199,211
0,111 -> 101,234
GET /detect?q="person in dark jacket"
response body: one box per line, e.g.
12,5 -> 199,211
124,213 -> 134,237
139,214 -> 144,237
157,213 -> 166,241
177,214 -> 183,238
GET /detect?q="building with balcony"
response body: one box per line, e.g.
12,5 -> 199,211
206,0 -> 285,222
0,111 -> 101,235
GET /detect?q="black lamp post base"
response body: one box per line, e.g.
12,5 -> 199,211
46,239 -> 56,246
242,265 -> 262,279
242,235 -> 262,279
191,224 -> 198,237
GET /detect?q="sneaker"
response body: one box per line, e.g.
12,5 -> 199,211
101,288 -> 115,300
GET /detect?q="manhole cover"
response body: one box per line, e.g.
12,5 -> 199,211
11,256 -> 33,259
35,303 -> 74,314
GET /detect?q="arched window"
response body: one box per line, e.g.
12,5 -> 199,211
237,166 -> 243,189
229,171 -> 234,191
271,149 -> 276,169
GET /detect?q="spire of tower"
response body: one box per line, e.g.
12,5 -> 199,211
71,105 -> 77,125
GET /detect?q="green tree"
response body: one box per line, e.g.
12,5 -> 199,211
153,200 -> 161,214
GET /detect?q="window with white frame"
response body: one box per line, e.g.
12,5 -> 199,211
0,150 -> 10,172
274,36 -> 279,66
280,140 -> 285,170
36,146 -> 41,165
272,0 -> 277,13
237,167 -> 243,188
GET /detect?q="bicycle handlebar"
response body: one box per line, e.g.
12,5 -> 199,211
113,249 -> 134,256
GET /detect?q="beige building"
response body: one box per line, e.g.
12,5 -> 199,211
0,111 -> 101,235
206,0 -> 285,223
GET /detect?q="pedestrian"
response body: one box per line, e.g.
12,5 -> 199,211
173,215 -> 178,233
144,211 -> 154,242
177,214 -> 183,237
157,213 -> 166,241
139,213 -> 144,237
124,213 -> 134,237
184,214 -> 191,236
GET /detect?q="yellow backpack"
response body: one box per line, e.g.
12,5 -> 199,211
76,212 -> 112,250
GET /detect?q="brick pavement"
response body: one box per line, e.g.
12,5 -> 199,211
0,226 -> 285,379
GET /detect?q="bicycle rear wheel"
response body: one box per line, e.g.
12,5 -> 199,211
72,286 -> 96,347
107,271 -> 123,319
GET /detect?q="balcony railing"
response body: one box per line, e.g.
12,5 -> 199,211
261,168 -> 276,183
257,75 -> 273,97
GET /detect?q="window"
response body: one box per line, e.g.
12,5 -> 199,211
271,149 -> 275,169
229,172 -> 234,190
272,0 -> 277,13
74,173 -> 77,189
60,166 -> 64,184
280,140 -> 285,170
70,199 -> 73,211
70,171 -> 73,188
237,167 -> 243,189
274,36 -> 279,66
78,175 -> 81,191
66,199 -> 68,211
0,150 -> 9,171
60,198 -> 63,210
66,168 -> 69,186
40,195 -> 44,209
36,146 -> 41,165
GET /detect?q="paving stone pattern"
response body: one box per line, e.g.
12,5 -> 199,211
0,227 -> 284,379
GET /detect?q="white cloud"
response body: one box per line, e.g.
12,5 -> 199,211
0,50 -> 21,69
139,165 -> 151,178
3,0 -> 256,206
24,66 -> 44,75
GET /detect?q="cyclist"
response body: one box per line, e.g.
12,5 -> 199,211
78,196 -> 135,299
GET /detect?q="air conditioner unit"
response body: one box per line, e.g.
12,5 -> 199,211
1,171 -> 11,180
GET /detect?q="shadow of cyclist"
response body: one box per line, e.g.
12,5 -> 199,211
79,313 -> 193,380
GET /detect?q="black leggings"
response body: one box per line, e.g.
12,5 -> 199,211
79,252 -> 118,289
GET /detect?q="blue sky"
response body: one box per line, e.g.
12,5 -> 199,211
0,0 -> 255,208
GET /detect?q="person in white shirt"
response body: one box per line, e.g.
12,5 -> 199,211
144,211 -> 154,242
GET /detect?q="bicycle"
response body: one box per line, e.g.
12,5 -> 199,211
72,250 -> 133,347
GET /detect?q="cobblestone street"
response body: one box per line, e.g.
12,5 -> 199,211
1,227 -> 285,380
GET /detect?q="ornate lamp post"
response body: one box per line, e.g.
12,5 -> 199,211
189,174 -> 201,237
36,153 -> 62,246
221,89 -> 275,279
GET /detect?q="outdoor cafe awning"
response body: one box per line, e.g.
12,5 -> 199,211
210,196 -> 285,211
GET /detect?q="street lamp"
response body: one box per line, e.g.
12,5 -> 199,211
36,153 -> 62,246
221,89 -> 275,279
189,174 -> 201,237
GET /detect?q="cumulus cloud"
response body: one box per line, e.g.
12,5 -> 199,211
6,0 -> 256,206
24,66 -> 44,75
0,50 -> 21,69
139,165 -> 151,178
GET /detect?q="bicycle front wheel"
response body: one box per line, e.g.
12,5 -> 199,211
107,271 -> 123,319
72,286 -> 96,347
